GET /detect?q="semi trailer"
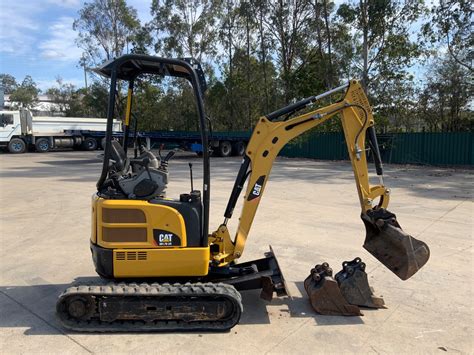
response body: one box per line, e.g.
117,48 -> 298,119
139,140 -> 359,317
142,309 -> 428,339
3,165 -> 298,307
0,109 -> 121,153
0,109 -> 250,156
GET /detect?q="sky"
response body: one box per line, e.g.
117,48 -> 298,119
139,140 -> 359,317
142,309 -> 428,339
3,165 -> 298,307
0,0 -> 436,93
0,0 -> 152,92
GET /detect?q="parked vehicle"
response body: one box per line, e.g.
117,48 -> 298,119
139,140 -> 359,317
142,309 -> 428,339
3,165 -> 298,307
145,130 -> 250,157
0,109 -> 121,153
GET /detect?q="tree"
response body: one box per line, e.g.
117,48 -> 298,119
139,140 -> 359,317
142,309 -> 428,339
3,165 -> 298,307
217,0 -> 240,125
206,50 -> 277,130
46,77 -> 84,116
74,0 -> 140,67
264,0 -> 313,101
337,0 -> 424,93
9,76 -> 40,109
150,0 -> 219,65
422,0 -> 473,72
0,74 -> 18,94
418,56 -> 473,132
81,82 -> 110,118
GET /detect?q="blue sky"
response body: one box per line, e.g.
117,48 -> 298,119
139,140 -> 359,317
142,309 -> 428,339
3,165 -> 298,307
0,0 -> 435,93
0,0 -> 152,92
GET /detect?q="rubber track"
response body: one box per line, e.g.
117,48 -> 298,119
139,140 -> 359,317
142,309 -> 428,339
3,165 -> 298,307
56,282 -> 243,332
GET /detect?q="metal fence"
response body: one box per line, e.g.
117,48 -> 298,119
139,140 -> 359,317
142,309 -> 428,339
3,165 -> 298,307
280,132 -> 474,166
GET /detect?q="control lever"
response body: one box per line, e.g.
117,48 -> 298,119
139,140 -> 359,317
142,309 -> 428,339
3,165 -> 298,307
160,150 -> 176,170
189,163 -> 194,191
164,150 -> 175,162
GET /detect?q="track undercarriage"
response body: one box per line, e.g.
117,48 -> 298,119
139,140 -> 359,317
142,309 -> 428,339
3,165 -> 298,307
57,246 -> 288,332
57,282 -> 243,332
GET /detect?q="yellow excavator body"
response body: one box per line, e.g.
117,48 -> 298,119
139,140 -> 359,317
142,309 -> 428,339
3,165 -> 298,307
56,54 -> 429,333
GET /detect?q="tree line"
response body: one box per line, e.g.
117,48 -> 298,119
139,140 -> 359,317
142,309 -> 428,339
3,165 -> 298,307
1,0 -> 472,133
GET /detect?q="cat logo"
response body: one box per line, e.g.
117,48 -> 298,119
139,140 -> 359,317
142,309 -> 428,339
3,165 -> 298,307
153,229 -> 181,246
248,175 -> 266,201
252,183 -> 262,196
159,233 -> 173,246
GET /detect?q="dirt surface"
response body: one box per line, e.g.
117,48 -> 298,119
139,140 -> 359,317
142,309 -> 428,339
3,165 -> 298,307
0,151 -> 472,354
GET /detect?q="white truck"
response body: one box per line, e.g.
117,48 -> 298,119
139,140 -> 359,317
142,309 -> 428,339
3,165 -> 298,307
0,109 -> 122,153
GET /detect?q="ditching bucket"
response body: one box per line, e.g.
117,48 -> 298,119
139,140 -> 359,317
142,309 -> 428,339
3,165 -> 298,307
362,209 -> 430,280
304,263 -> 362,316
335,258 -> 385,308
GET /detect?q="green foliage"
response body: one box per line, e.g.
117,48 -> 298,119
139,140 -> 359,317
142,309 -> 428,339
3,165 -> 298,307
74,0 -> 139,66
422,0 -> 473,72
417,56 -> 473,132
0,74 -> 18,94
80,82 -> 110,118
9,76 -> 40,109
336,0 -> 424,93
150,0 -> 219,63
46,77 -> 84,116
13,0 -> 470,134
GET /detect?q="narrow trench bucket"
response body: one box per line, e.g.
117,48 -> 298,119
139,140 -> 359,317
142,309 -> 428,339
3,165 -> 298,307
362,209 -> 430,280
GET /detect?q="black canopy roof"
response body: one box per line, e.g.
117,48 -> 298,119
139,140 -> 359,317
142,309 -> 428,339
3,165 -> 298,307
93,54 -> 207,92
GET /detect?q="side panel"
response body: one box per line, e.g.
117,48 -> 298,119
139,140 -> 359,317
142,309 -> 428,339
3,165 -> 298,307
31,117 -> 122,134
95,199 -> 187,249
113,248 -> 210,277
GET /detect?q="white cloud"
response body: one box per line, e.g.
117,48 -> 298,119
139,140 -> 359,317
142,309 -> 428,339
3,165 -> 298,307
39,16 -> 83,62
0,2 -> 41,54
47,0 -> 81,8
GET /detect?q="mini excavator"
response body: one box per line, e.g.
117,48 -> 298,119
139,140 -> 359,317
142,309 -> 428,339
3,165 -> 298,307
56,55 -> 430,331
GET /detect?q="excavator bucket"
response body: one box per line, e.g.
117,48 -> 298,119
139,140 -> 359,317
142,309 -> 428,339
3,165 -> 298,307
335,258 -> 385,308
304,263 -> 362,316
362,208 -> 430,280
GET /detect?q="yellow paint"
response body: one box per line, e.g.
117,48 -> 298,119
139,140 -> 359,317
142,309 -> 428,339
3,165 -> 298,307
125,88 -> 132,126
91,79 -> 390,278
113,247 -> 210,277
93,198 -> 187,249
210,80 -> 390,264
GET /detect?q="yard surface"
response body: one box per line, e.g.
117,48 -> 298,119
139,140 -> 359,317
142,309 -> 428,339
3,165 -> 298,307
0,151 -> 472,354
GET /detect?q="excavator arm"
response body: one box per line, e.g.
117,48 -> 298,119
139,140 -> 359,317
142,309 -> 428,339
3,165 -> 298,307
209,80 -> 429,281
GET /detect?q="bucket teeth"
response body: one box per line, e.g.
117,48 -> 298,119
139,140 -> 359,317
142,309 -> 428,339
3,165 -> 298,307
335,258 -> 385,309
304,263 -> 362,316
362,208 -> 430,280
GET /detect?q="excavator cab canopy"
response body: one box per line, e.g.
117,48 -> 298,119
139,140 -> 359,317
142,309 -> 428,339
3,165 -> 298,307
94,54 -> 211,239
93,55 -> 207,92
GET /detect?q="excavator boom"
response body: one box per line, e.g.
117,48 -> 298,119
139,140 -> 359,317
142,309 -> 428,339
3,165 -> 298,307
210,80 -> 429,280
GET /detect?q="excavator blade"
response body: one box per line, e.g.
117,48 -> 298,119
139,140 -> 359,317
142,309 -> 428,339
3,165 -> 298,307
362,209 -> 430,280
335,258 -> 385,308
304,263 -> 362,316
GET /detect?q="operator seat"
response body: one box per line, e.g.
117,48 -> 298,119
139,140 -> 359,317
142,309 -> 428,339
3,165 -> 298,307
107,140 -> 168,200
110,140 -> 130,173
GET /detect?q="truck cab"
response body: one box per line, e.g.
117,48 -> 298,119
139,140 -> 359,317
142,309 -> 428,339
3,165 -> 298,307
0,110 -> 25,142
